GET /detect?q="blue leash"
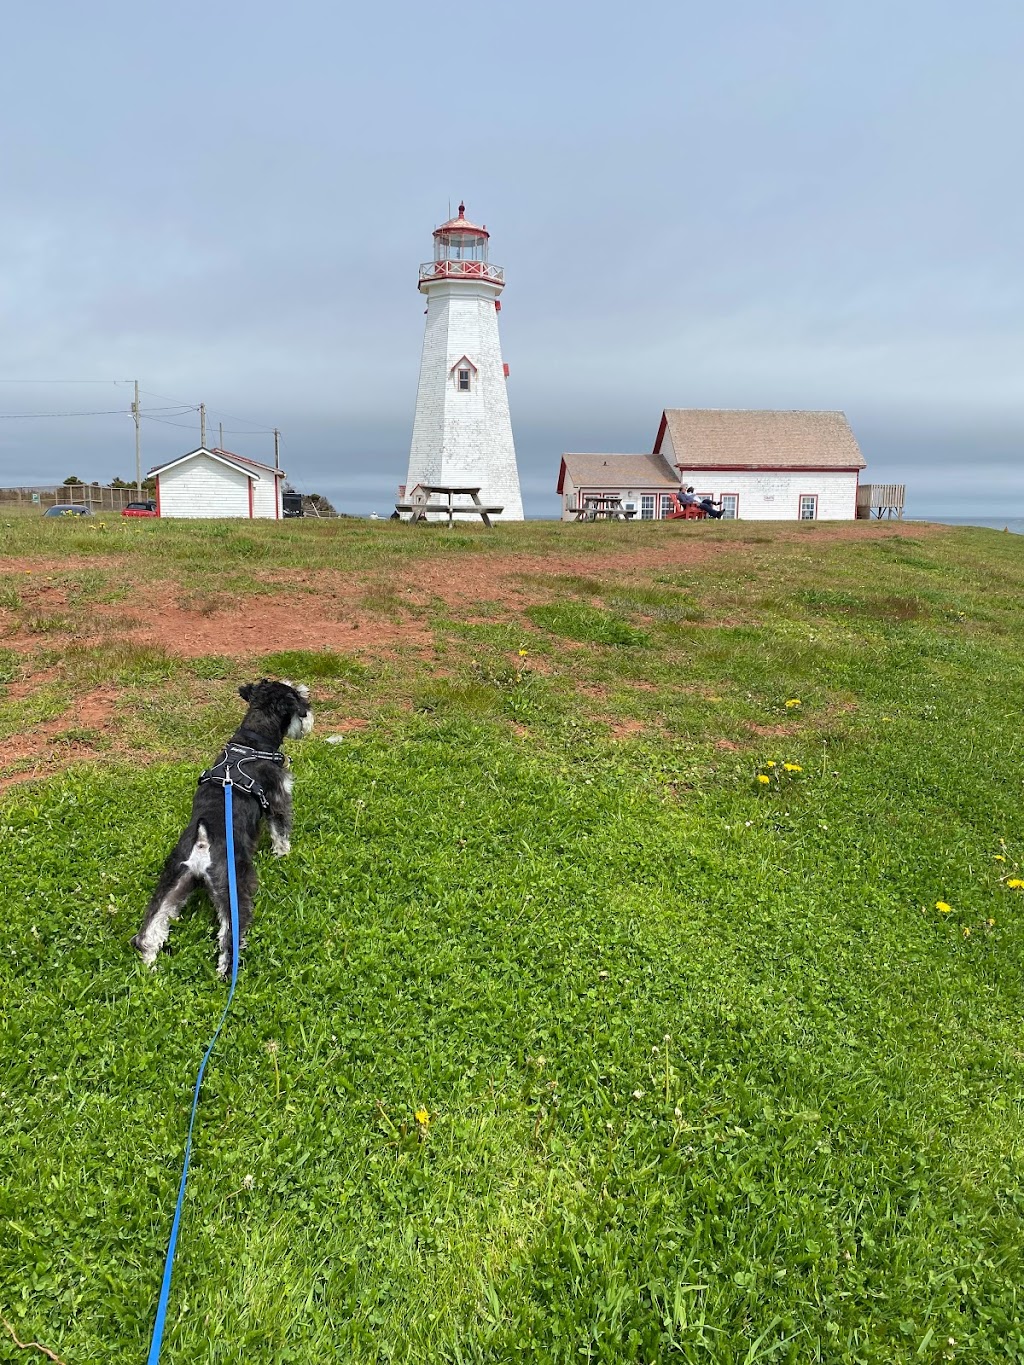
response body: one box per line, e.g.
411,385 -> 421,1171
146,779 -> 240,1364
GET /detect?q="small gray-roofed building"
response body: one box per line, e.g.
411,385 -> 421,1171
557,453 -> 681,522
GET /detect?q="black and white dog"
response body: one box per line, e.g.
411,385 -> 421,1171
131,679 -> 314,977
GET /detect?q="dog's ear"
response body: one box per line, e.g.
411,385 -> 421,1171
238,684 -> 254,702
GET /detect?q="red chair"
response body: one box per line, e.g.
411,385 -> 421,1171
665,496 -> 707,520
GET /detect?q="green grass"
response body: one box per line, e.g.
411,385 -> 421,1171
3,520 -> 1024,1362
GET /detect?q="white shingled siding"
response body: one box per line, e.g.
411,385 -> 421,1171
158,456 -> 251,519
675,469 -> 858,520
661,422 -> 860,518
405,278 -> 524,521
251,473 -> 280,519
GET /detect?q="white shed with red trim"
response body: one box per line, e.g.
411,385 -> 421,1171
149,447 -> 284,519
655,410 -> 866,521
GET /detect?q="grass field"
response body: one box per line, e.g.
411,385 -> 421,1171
2,515 -> 1024,1363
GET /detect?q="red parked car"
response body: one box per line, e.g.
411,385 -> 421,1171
122,500 -> 158,517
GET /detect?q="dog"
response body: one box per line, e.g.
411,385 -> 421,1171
131,679 -> 314,977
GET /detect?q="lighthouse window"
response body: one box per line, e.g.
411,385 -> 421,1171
458,368 -> 471,392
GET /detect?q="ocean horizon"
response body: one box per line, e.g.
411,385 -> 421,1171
912,515 -> 1024,535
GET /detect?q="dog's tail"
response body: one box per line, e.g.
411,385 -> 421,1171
183,822 -> 213,877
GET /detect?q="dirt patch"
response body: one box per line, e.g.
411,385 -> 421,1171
744,722 -> 800,737
0,526 -> 934,663
0,684 -> 121,790
606,718 -> 648,739
324,718 -> 370,735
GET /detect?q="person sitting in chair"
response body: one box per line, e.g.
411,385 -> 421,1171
678,486 -> 699,507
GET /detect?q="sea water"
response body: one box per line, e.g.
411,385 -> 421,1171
921,516 -> 1024,536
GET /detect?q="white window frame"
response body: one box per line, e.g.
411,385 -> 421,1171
457,368 -> 471,392
640,495 -> 655,520
720,493 -> 738,520
799,493 -> 818,521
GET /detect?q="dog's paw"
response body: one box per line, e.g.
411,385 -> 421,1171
130,934 -> 159,969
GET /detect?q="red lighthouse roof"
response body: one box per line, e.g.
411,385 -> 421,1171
433,202 -> 489,239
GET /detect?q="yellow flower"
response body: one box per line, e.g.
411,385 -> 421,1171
518,649 -> 528,657
765,761 -> 777,768
785,699 -> 801,708
994,854 -> 1006,862
756,775 -> 771,785
962,927 -> 971,938
783,763 -> 802,772
1007,879 -> 1024,889
414,1107 -> 429,1126
935,902 -> 953,914
987,918 -> 996,928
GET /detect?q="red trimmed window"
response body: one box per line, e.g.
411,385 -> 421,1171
720,493 -> 738,519
799,494 -> 818,520
458,368 -> 471,392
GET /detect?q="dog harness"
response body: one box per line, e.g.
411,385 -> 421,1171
197,743 -> 286,812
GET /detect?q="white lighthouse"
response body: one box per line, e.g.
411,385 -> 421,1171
404,204 -> 524,520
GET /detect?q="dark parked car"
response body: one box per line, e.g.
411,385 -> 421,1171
282,492 -> 304,518
122,500 -> 158,517
43,503 -> 90,517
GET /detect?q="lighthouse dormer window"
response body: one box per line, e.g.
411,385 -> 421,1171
451,356 -> 477,392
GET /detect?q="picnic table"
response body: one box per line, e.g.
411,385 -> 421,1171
571,495 -> 636,522
396,485 -> 504,528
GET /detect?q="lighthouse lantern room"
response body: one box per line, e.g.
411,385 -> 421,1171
404,204 -> 524,520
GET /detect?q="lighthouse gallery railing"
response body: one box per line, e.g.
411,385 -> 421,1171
419,260 -> 504,285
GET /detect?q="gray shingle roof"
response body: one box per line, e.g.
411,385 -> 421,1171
558,453 -> 679,491
655,410 -> 866,470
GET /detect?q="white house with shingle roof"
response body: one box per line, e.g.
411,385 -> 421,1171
558,410 -> 867,521
656,410 -> 866,521
148,447 -> 285,519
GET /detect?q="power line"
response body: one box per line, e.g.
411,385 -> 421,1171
0,408 -> 129,419
0,404 -> 196,420
140,413 -> 203,430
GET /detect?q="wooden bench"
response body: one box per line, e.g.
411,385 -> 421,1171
571,497 -> 636,522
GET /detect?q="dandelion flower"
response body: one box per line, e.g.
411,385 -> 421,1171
987,918 -> 996,928
518,648 -> 528,657
1007,879 -> 1024,889
785,699 -> 801,708
757,774 -> 771,785
765,760 -> 777,768
783,763 -> 803,772
935,901 -> 953,914
994,855 -> 1006,862
632,1089 -> 645,1100
962,927 -> 971,938
414,1107 -> 429,1126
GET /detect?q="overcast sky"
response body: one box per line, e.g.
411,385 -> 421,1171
1,0 -> 1021,517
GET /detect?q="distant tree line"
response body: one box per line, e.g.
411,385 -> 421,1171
62,474 -> 156,491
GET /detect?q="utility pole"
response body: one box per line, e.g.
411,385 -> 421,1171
274,428 -> 280,471
200,403 -> 207,448
218,422 -> 224,450
132,380 -> 141,496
